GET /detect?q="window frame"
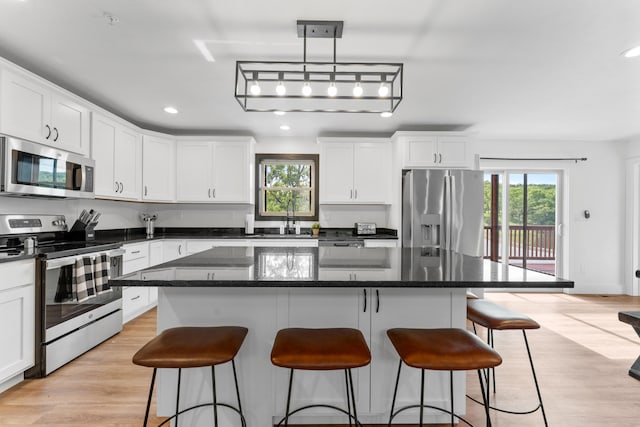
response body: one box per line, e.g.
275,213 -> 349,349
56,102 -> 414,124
254,153 -> 320,221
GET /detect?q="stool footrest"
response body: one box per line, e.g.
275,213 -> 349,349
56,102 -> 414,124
275,404 -> 363,427
389,403 -> 473,427
466,393 -> 543,415
157,402 -> 247,427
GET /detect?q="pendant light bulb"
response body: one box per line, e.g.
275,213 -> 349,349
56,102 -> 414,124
353,82 -> 363,97
250,80 -> 261,96
327,82 -> 338,97
302,82 -> 312,97
276,81 -> 286,96
380,111 -> 393,118
378,83 -> 389,97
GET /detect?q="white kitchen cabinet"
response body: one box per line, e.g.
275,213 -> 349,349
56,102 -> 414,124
122,242 -> 149,275
148,241 -> 164,266
252,239 -> 318,247
368,289 -> 466,422
163,240 -> 186,262
0,69 -> 90,155
0,259 -> 35,387
142,135 -> 176,202
320,139 -> 391,204
399,133 -> 468,168
174,267 -> 252,281
176,139 -> 253,203
185,239 -> 252,255
91,112 -> 141,200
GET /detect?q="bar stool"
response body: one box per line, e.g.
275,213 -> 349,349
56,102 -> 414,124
270,327 -> 371,426
467,298 -> 547,426
132,326 -> 248,427
386,328 -> 502,427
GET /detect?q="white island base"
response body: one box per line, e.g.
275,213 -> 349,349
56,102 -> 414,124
155,287 -> 467,427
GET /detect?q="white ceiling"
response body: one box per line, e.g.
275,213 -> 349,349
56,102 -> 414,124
0,0 -> 639,141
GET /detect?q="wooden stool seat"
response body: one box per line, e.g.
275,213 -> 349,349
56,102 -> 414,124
132,326 -> 248,427
133,326 -> 248,368
271,328 -> 371,370
467,299 -> 540,330
387,328 -> 502,371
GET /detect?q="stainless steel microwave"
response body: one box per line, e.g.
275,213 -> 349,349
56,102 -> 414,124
0,136 -> 95,199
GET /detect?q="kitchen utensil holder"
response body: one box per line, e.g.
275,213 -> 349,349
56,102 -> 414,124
70,220 -> 98,241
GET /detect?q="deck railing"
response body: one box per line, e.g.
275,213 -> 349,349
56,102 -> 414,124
484,225 -> 555,260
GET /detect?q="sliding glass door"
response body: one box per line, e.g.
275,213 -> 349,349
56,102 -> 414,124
484,171 -> 560,276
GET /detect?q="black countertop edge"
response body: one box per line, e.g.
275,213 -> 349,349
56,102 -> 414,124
110,280 -> 570,289
0,253 -> 37,264
95,227 -> 398,243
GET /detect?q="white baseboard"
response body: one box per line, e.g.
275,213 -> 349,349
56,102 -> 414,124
0,372 -> 24,394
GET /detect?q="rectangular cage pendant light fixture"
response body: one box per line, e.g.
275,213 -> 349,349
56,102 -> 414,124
235,20 -> 403,115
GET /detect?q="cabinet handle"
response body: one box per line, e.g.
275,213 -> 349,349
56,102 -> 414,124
212,188 -> 216,198
350,189 -> 353,199
53,127 -> 59,142
363,288 -> 367,312
438,153 -> 442,163
120,182 -> 124,193
354,189 -> 357,199
208,188 -> 211,198
131,295 -> 141,301
433,153 -> 437,163
376,289 -> 380,313
144,186 -> 148,196
131,250 -> 141,254
45,124 -> 52,139
114,181 -> 119,192
178,245 -> 182,255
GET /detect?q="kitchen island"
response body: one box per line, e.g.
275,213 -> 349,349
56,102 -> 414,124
111,246 -> 572,427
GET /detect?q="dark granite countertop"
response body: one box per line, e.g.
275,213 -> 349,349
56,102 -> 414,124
0,251 -> 37,264
96,227 -> 398,244
111,246 -> 573,289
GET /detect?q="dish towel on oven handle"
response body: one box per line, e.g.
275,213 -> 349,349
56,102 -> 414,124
93,254 -> 112,295
73,257 -> 96,302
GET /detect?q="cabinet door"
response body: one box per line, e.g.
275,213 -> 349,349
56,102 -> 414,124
0,259 -> 35,383
91,114 -> 117,198
437,137 -> 467,167
114,127 -> 141,200
369,289 -> 466,421
353,143 -> 390,203
403,137 -> 439,168
212,142 -> 249,202
50,93 -> 89,155
148,241 -> 164,266
143,135 -> 175,202
320,143 -> 354,203
176,141 -> 213,202
0,70 -> 49,143
283,288 -> 370,413
163,240 -> 186,262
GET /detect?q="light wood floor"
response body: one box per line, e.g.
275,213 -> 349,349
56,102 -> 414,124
1,293 -> 639,426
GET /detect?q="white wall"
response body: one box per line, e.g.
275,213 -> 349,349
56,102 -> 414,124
472,138 -> 626,295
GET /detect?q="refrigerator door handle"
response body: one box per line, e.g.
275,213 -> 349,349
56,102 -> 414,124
443,174 -> 452,250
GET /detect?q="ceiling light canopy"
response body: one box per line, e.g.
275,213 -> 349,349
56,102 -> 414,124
235,20 -> 403,114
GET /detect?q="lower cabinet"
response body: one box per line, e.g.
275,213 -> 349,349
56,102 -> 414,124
0,259 -> 35,388
163,240 -> 186,262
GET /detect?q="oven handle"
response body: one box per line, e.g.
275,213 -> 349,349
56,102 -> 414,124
46,248 -> 125,270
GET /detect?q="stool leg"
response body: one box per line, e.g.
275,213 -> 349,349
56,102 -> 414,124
344,370 -> 353,427
523,330 -> 548,427
489,329 -> 496,394
231,359 -> 245,427
284,368 -> 294,427
143,368 -> 157,427
477,369 -> 491,427
175,368 -> 182,427
449,371 -> 454,426
419,369 -> 425,427
347,369 -> 360,427
211,365 -> 218,427
388,360 -> 402,426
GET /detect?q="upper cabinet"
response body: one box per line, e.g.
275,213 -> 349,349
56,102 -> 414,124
0,69 -> 90,155
176,138 -> 254,203
91,113 -> 141,200
142,135 -> 176,202
319,138 -> 391,204
396,132 -> 469,169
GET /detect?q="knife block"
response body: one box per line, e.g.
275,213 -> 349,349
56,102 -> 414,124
70,220 -> 97,241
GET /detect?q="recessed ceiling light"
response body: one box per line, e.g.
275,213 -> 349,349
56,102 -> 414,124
380,111 -> 393,118
280,125 -> 291,131
193,39 -> 215,62
274,111 -> 286,116
622,45 -> 640,58
164,106 -> 179,114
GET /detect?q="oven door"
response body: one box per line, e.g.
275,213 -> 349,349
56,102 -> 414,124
44,248 -> 124,332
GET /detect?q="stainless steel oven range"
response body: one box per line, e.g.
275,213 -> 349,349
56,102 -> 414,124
0,214 -> 124,377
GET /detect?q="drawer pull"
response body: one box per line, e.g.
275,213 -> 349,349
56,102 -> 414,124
131,295 -> 141,301
131,250 -> 141,254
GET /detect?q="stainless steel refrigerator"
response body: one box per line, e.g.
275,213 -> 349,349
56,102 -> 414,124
402,169 -> 484,257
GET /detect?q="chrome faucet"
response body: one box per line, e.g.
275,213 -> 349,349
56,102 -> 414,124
286,199 -> 295,234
